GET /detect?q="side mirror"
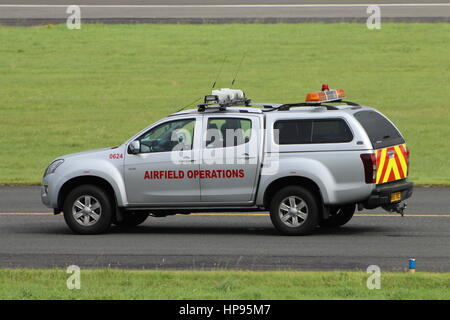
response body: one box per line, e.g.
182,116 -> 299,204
129,140 -> 141,155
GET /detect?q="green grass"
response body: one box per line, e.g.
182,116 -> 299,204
0,23 -> 449,185
0,269 -> 449,300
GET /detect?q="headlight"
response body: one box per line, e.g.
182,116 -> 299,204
44,159 -> 64,176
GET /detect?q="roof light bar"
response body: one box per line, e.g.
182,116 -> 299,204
305,87 -> 346,104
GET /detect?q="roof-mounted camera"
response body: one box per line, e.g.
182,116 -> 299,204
198,88 -> 251,112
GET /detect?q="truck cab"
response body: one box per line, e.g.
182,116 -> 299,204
41,86 -> 413,235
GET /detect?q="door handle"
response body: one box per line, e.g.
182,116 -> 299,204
238,153 -> 251,160
180,156 -> 195,163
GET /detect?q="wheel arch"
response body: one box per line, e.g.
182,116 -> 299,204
57,176 -> 117,212
262,176 -> 323,210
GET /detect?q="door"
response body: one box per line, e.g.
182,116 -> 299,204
200,115 -> 261,203
124,117 -> 202,205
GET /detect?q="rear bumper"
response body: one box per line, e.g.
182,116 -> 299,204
363,179 -> 413,209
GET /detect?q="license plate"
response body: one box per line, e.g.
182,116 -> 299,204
391,192 -> 401,202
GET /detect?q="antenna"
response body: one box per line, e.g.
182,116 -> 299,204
173,56 -> 228,114
231,52 -> 246,87
174,96 -> 203,113
212,56 -> 227,89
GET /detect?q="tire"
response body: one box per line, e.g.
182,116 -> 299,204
114,212 -> 149,227
269,185 -> 320,236
320,204 -> 356,228
63,184 -> 113,234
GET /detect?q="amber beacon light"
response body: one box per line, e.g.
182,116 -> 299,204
305,84 -> 346,103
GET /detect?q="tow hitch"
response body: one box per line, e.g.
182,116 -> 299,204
382,201 -> 407,216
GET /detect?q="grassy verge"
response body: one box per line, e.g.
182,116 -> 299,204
0,23 -> 449,185
0,269 -> 449,300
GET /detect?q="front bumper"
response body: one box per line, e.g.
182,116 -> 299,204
363,179 -> 413,209
41,184 -> 50,207
41,172 -> 63,209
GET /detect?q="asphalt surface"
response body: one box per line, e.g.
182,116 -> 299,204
0,1 -> 449,25
0,186 -> 449,271
2,1 -> 448,4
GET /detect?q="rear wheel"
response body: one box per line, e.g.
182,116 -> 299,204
270,185 -> 319,236
63,185 -> 113,234
114,212 -> 149,227
320,204 -> 356,228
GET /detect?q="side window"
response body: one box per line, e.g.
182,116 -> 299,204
274,120 -> 312,144
274,119 -> 353,144
311,119 -> 353,143
206,118 -> 252,149
138,118 -> 195,153
354,110 -> 404,148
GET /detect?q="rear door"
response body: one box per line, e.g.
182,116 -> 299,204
354,110 -> 409,184
199,115 -> 261,203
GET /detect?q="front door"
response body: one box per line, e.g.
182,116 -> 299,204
124,116 -> 202,205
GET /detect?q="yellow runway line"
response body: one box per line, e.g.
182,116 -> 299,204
0,212 -> 449,217
189,213 -> 269,216
0,212 -> 53,215
189,213 -> 450,217
355,213 -> 450,217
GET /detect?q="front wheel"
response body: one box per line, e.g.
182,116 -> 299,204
320,204 -> 356,228
63,185 -> 113,234
270,185 -> 319,236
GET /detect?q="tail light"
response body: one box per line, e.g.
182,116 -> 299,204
360,153 -> 376,184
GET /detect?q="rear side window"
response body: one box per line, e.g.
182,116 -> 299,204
274,119 -> 353,144
354,111 -> 404,149
206,118 -> 252,149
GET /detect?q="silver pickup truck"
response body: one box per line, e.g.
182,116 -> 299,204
41,87 -> 413,235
